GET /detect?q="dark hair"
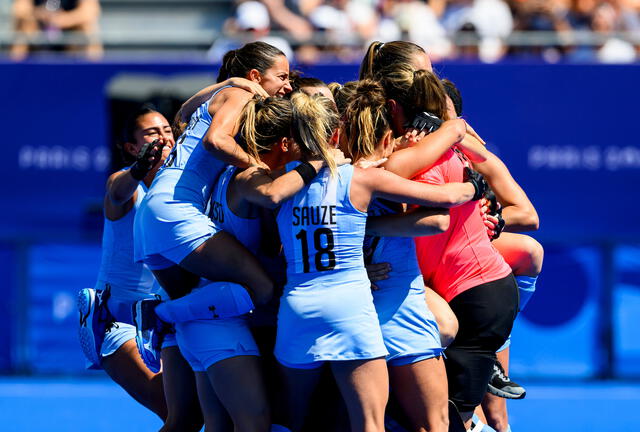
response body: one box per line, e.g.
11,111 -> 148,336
328,81 -> 358,117
442,79 -> 463,117
292,76 -> 328,93
217,41 -> 286,83
378,63 -> 448,121
120,105 -> 160,163
359,41 -> 427,80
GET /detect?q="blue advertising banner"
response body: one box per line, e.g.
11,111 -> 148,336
510,245 -> 603,378
2,62 -> 639,242
27,243 -> 102,373
614,245 -> 640,377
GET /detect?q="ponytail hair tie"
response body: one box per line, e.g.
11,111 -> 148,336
374,42 -> 385,56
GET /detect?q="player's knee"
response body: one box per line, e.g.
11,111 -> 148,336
521,236 -> 544,276
426,405 -> 449,432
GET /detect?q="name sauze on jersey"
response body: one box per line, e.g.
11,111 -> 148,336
292,205 -> 337,226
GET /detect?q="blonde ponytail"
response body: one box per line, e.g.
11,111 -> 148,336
290,92 -> 339,176
341,79 -> 389,161
238,95 -> 293,161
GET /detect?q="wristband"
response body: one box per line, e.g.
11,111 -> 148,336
294,161 -> 318,185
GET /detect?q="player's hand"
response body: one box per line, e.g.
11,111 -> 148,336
464,121 -> 486,145
405,111 -> 443,134
463,167 -> 488,201
356,158 -> 387,169
130,138 -> 166,180
480,189 -> 505,239
330,148 -> 352,167
249,156 -> 271,171
401,129 -> 428,147
226,78 -> 270,98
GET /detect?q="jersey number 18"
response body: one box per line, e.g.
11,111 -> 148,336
295,228 -> 336,273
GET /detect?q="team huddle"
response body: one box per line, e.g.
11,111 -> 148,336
77,40 -> 543,432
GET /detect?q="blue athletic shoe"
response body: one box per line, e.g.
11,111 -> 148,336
77,288 -> 112,367
133,298 -> 166,373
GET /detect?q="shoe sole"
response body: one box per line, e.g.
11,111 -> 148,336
77,289 -> 100,366
133,301 -> 161,373
487,383 -> 526,399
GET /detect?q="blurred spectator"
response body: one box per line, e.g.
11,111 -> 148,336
298,0 -> 379,62
508,0 -> 570,61
260,0 -> 314,41
208,1 -> 294,62
592,1 -> 637,62
389,0 -> 452,60
441,0 -> 513,62
10,0 -> 102,61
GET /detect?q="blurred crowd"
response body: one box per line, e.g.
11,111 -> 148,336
215,0 -> 640,63
9,0 -> 640,63
10,0 -> 102,60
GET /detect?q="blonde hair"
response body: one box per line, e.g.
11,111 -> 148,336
341,79 -> 390,162
290,92 -> 339,175
238,95 -> 293,161
378,63 -> 449,121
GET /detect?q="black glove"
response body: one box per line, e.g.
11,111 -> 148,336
491,213 -> 506,240
483,188 -> 506,240
463,167 -> 488,201
405,111 -> 443,134
130,139 -> 165,180
484,187 -> 500,214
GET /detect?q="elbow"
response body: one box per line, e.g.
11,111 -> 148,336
443,189 -> 467,208
202,131 -> 225,154
433,214 -> 450,233
521,211 -> 540,231
260,191 -> 283,210
202,136 -> 217,153
107,192 -> 128,206
529,217 -> 540,231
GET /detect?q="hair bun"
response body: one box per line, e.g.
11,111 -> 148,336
353,79 -> 385,105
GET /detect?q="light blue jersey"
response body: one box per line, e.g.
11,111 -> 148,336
209,165 -> 261,254
366,199 -> 443,365
175,165 -> 261,372
134,88 -> 231,267
97,182 -> 156,323
278,163 -> 367,278
97,184 -> 154,295
274,163 -> 387,366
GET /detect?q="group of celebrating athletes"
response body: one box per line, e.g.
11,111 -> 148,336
77,39 -> 542,432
